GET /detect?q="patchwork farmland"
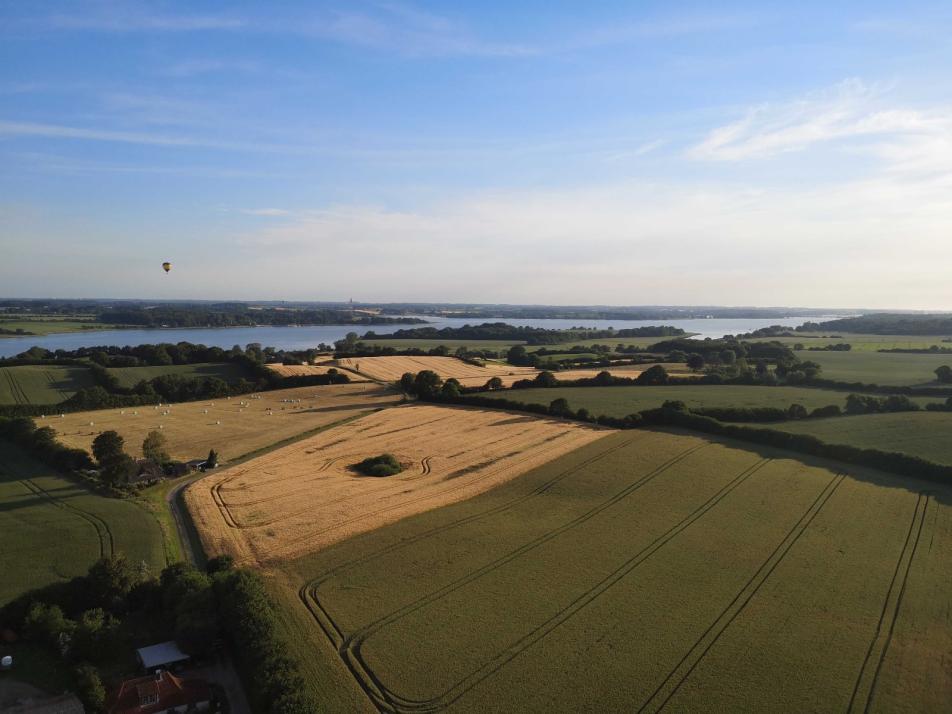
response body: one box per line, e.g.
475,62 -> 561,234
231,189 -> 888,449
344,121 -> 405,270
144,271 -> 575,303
186,404 -> 608,565
273,430 -> 952,712
51,382 -> 400,461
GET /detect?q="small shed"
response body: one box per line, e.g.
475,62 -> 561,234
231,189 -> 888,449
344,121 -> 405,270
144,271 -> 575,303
136,641 -> 190,672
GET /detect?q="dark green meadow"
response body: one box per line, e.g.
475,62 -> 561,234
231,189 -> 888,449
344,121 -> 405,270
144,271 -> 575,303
477,384 -> 924,416
771,411 -> 952,467
0,365 -> 96,405
0,444 -> 166,606
794,350 -> 952,386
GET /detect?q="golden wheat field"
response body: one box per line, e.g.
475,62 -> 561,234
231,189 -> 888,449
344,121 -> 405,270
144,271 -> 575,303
185,404 -> 611,565
266,363 -> 371,381
333,355 -> 538,384
49,383 -> 400,461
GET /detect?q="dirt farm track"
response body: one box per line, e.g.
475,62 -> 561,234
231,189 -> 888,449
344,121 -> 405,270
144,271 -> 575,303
185,404 -> 610,565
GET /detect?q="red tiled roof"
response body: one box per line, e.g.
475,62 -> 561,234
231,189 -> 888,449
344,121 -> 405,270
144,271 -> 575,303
107,671 -> 211,714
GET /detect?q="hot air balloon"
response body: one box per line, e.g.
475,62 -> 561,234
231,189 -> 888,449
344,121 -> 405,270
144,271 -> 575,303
162,262 -> 172,273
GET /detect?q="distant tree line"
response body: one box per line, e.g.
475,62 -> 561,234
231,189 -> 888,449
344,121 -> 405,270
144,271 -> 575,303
797,313 -> 952,336
95,304 -> 424,328
362,322 -> 685,345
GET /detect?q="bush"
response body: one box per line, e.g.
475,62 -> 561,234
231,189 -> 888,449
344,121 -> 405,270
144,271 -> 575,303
353,453 -> 404,477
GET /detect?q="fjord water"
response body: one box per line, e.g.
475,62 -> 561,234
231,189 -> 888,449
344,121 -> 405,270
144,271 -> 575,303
0,316 -> 819,358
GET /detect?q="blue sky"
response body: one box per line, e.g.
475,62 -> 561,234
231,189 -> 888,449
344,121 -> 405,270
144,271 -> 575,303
2,1 -> 951,308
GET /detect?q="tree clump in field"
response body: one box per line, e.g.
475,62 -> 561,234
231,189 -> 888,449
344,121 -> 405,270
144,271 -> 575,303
92,430 -> 136,486
936,365 -> 952,383
353,453 -> 404,477
142,429 -> 170,463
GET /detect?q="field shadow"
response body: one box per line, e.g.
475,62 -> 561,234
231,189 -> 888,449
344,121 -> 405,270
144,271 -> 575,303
655,426 -> 952,506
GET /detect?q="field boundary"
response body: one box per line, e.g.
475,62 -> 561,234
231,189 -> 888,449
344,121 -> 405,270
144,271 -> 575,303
847,492 -> 930,714
638,471 -> 846,712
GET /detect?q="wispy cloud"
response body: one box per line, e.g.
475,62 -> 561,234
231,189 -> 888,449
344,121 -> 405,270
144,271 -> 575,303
18,1 -> 534,58
295,4 -> 535,57
240,208 -> 292,217
688,80 -> 944,161
157,59 -> 261,78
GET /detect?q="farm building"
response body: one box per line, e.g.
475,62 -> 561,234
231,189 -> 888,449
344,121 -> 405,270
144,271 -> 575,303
136,641 -> 191,673
107,670 -> 211,714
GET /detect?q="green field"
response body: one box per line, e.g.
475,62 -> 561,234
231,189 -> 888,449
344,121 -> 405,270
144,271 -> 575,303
750,332 -> 952,352
794,350 -> 952,386
106,361 -> 249,388
0,364 -> 96,405
278,430 -> 952,711
0,444 -> 167,606
0,318 -> 116,337
478,384 -> 920,415
771,411 -> 952,466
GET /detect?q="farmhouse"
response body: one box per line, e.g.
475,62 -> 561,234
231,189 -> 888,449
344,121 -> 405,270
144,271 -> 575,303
107,671 -> 211,714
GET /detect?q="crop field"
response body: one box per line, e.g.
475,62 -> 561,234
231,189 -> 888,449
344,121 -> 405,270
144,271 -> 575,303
334,356 -> 539,386
794,350 -> 952,386
106,361 -> 250,388
266,363 -> 371,381
0,444 -> 166,606
479,384 -> 921,416
185,404 -> 609,566
0,364 -> 96,405
276,429 -> 952,712
0,317 -> 115,337
750,332 -> 951,352
51,382 -> 400,461
772,412 -> 952,466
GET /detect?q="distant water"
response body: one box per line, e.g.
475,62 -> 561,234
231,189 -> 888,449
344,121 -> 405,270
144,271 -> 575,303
0,315 -> 823,358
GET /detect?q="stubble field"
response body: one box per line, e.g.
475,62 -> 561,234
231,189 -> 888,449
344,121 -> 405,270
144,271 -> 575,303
50,382 -> 400,461
277,429 -> 952,713
334,356 -> 539,385
266,363 -> 371,381
185,404 -> 609,565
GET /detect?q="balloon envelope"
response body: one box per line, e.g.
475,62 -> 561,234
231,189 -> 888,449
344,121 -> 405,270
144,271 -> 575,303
162,262 -> 171,273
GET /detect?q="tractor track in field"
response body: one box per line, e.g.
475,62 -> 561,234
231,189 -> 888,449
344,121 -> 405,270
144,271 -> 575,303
847,491 -> 930,714
343,455 -> 771,713
18,477 -> 115,559
301,441 -> 764,713
213,424 -> 569,526
640,471 -> 847,713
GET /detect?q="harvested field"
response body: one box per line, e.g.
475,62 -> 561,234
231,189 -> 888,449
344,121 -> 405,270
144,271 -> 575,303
276,430 -> 952,712
266,363 -> 371,381
334,355 -> 538,385
548,362 -> 692,382
51,382 -> 400,461
186,404 -> 610,565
